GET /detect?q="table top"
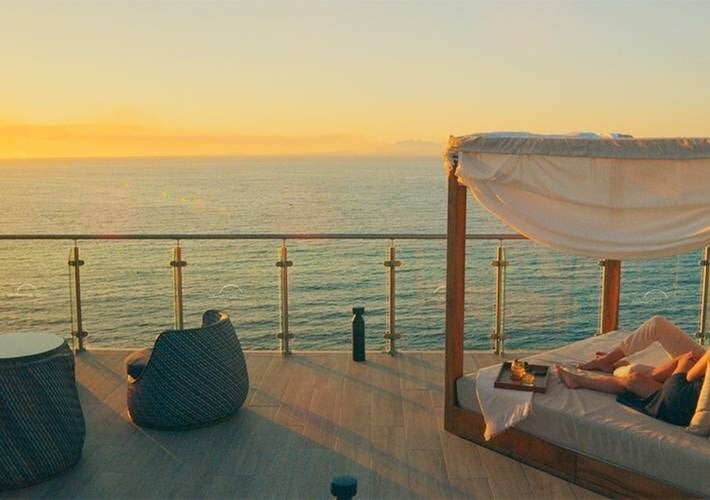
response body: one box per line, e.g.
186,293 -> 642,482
0,333 -> 66,360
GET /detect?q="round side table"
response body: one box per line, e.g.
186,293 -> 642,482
0,333 -> 85,490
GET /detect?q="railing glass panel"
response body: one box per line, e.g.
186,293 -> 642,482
463,240 -> 498,351
79,240 -> 172,348
287,239 -> 387,351
503,240 -> 599,351
619,250 -> 702,336
0,240 -> 70,340
394,239 -> 446,350
180,240 -> 279,349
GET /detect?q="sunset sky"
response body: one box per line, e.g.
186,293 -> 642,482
2,0 -> 709,158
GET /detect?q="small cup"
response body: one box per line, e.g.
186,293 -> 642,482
510,360 -> 526,381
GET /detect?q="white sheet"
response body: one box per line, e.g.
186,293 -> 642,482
458,331 -> 710,496
445,133 -> 710,260
475,363 -> 532,440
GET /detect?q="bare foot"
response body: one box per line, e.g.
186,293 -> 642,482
554,364 -> 581,389
577,352 -> 615,373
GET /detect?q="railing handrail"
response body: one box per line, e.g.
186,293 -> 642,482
0,233 -> 528,241
1,232 -> 706,353
0,231 -> 527,354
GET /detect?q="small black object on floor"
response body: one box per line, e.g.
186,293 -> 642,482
331,474 -> 357,499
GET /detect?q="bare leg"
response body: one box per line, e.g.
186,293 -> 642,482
555,364 -> 662,397
578,347 -> 625,373
579,316 -> 704,372
556,364 -> 626,393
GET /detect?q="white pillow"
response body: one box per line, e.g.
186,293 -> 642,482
686,362 -> 710,436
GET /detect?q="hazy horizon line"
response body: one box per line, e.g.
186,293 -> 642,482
0,150 -> 443,163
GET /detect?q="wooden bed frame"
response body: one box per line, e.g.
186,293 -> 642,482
443,166 -> 698,499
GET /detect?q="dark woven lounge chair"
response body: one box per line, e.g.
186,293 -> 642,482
125,310 -> 249,429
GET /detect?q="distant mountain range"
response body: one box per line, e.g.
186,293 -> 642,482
377,140 -> 443,156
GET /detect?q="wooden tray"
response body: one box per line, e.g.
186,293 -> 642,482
494,362 -> 550,393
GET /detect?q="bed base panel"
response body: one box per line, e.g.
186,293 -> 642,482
446,405 -> 697,499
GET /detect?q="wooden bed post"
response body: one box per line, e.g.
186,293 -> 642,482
444,161 -> 467,429
600,259 -> 621,333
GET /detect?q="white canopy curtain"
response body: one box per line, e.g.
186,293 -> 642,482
445,133 -> 710,260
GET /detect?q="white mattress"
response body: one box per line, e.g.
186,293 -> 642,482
456,331 -> 710,496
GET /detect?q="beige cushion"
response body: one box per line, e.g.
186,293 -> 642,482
686,362 -> 710,436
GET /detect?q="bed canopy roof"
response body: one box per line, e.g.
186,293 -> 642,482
445,132 -> 710,260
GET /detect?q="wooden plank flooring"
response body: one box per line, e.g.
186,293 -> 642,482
6,350 -> 606,499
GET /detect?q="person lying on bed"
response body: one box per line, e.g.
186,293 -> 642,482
555,315 -> 707,427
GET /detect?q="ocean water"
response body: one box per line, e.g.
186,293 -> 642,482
0,156 -> 704,351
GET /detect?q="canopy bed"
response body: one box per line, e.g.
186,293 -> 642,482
443,133 -> 710,498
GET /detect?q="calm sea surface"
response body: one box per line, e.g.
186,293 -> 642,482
0,156 -> 703,350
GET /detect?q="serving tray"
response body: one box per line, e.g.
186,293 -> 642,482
494,362 -> 550,393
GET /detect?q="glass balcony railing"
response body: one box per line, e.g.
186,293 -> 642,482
0,234 -> 707,354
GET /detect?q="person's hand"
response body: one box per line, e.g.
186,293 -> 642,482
675,351 -> 699,373
684,351 -> 700,362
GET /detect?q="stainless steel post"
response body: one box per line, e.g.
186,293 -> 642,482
699,246 -> 709,345
491,242 -> 508,355
170,242 -> 187,330
383,241 -> 401,355
68,242 -> 86,352
276,241 -> 294,354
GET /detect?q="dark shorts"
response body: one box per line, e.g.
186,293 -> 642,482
616,374 -> 703,427
656,373 -> 703,426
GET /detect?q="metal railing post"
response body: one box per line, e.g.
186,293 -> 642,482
491,242 -> 508,355
698,246 -> 710,345
276,240 -> 294,354
68,242 -> 87,352
383,241 -> 401,354
170,241 -> 187,330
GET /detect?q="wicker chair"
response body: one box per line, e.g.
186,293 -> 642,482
125,310 -> 249,429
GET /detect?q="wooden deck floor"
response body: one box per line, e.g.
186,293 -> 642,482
8,350 -> 605,499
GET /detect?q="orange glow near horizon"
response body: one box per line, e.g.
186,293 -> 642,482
0,120 -> 404,158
